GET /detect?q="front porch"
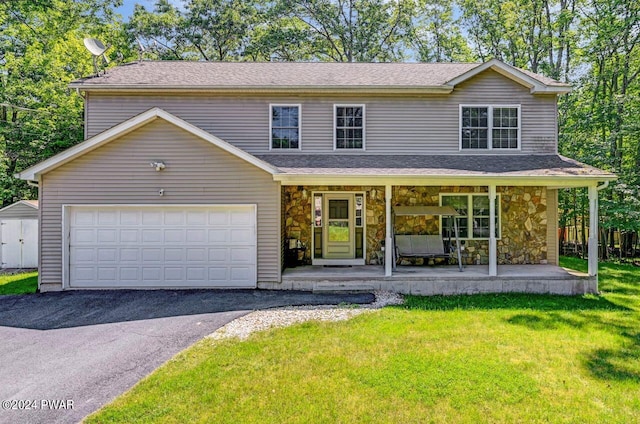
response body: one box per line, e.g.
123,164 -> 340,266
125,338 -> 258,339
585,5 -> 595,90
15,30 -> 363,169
265,264 -> 595,295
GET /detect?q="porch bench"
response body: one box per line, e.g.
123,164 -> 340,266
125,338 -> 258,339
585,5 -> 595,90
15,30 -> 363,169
395,234 -> 450,265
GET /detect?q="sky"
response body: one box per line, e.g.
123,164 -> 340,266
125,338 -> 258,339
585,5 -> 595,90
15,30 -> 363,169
114,0 -> 184,21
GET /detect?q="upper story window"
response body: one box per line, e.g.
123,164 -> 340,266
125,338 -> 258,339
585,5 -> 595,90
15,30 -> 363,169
270,105 -> 300,149
335,105 -> 365,149
460,105 -> 520,150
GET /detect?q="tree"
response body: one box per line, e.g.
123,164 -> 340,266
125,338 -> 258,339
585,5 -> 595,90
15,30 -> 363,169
459,0 -> 578,80
411,0 -> 474,62
278,0 -> 417,62
0,0 -> 130,206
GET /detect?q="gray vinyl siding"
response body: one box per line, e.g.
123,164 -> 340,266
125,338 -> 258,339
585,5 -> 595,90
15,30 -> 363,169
40,119 -> 280,289
0,203 -> 38,219
547,188 -> 558,265
85,70 -> 558,155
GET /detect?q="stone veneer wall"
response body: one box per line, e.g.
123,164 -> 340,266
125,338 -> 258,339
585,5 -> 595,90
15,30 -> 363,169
393,186 -> 548,265
282,186 -> 386,264
283,185 -> 548,266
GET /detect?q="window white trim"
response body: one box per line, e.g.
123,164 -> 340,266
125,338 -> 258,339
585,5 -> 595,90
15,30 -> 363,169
439,193 -> 502,240
459,104 -> 521,151
333,104 -> 366,151
269,104 -> 302,150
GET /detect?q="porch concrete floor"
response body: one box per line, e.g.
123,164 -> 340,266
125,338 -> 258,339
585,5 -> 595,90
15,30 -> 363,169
282,264 -> 588,281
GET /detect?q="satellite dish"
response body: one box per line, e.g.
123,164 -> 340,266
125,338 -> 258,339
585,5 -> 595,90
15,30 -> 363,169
83,37 -> 111,75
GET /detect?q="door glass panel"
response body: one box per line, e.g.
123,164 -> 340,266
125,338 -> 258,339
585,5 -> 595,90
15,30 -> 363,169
314,195 -> 322,227
328,200 -> 349,219
355,195 -> 363,227
328,221 -> 350,242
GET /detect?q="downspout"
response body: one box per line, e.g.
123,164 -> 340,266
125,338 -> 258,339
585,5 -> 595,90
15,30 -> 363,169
27,180 -> 38,188
597,181 -> 609,191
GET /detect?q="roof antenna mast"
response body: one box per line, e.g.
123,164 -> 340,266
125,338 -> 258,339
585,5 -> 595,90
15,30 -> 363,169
136,37 -> 147,62
83,38 -> 111,76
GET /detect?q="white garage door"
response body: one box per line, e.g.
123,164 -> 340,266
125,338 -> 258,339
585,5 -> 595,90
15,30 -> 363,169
68,205 -> 256,288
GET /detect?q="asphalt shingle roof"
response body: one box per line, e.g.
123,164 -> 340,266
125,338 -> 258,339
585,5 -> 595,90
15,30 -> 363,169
256,154 -> 614,178
71,61 -> 567,89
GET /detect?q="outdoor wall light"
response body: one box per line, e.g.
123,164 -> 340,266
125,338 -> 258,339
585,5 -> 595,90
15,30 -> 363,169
150,161 -> 166,171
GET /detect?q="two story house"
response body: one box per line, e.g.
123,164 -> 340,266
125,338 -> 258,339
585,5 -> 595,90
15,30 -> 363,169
18,59 -> 615,294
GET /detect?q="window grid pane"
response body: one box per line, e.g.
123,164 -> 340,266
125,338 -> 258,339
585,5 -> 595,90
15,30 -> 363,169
491,107 -> 518,149
441,194 -> 500,239
441,195 -> 469,239
271,106 -> 299,149
461,107 -> 488,149
336,106 -> 364,149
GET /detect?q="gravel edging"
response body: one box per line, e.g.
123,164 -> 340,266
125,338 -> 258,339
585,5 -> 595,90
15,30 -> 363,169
208,291 -> 404,341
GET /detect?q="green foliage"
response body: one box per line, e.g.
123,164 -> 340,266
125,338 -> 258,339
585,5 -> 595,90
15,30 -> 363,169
411,0 -> 475,62
0,271 -> 38,295
0,0 -> 131,207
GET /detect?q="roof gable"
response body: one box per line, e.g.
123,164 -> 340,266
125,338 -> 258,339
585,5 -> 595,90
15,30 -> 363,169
445,59 -> 570,94
17,108 -> 279,181
0,200 -> 39,213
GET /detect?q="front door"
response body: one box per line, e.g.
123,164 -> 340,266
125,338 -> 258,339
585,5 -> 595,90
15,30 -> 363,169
323,194 -> 355,259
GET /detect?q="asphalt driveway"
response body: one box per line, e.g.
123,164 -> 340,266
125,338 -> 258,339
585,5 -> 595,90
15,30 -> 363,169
0,289 -> 374,424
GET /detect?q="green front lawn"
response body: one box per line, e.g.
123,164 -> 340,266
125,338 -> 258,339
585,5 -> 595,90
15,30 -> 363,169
87,258 -> 640,423
0,271 -> 38,295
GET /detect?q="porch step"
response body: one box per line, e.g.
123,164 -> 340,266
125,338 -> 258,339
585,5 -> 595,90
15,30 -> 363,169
312,282 -> 376,293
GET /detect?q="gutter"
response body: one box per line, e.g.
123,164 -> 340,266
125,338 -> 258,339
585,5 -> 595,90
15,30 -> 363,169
67,84 -> 455,95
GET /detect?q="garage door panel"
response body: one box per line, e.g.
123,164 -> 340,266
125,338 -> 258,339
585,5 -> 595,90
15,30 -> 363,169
73,211 -> 95,225
69,206 -> 256,288
142,211 -> 162,225
164,268 -> 183,280
120,267 -> 139,281
142,267 -> 162,281
142,229 -> 162,243
208,248 -> 227,262
164,248 -> 183,262
230,267 -> 252,282
120,248 -> 139,261
229,228 -> 253,244
97,248 -> 117,262
97,267 -> 117,281
120,229 -> 139,243
187,211 -> 207,225
142,248 -> 162,262
164,229 -> 184,243
120,211 -> 139,225
208,229 -> 228,243
230,247 -> 253,262
97,211 -> 118,225
208,211 -> 229,225
72,229 -> 96,244
164,211 -> 184,225
71,247 -> 95,263
97,229 -> 117,243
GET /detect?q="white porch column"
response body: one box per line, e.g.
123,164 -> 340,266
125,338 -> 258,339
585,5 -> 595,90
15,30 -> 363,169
588,185 -> 599,277
489,184 -> 497,276
385,184 -> 393,277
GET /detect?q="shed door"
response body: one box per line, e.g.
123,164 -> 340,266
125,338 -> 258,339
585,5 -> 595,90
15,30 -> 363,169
1,219 -> 38,268
68,206 -> 256,288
